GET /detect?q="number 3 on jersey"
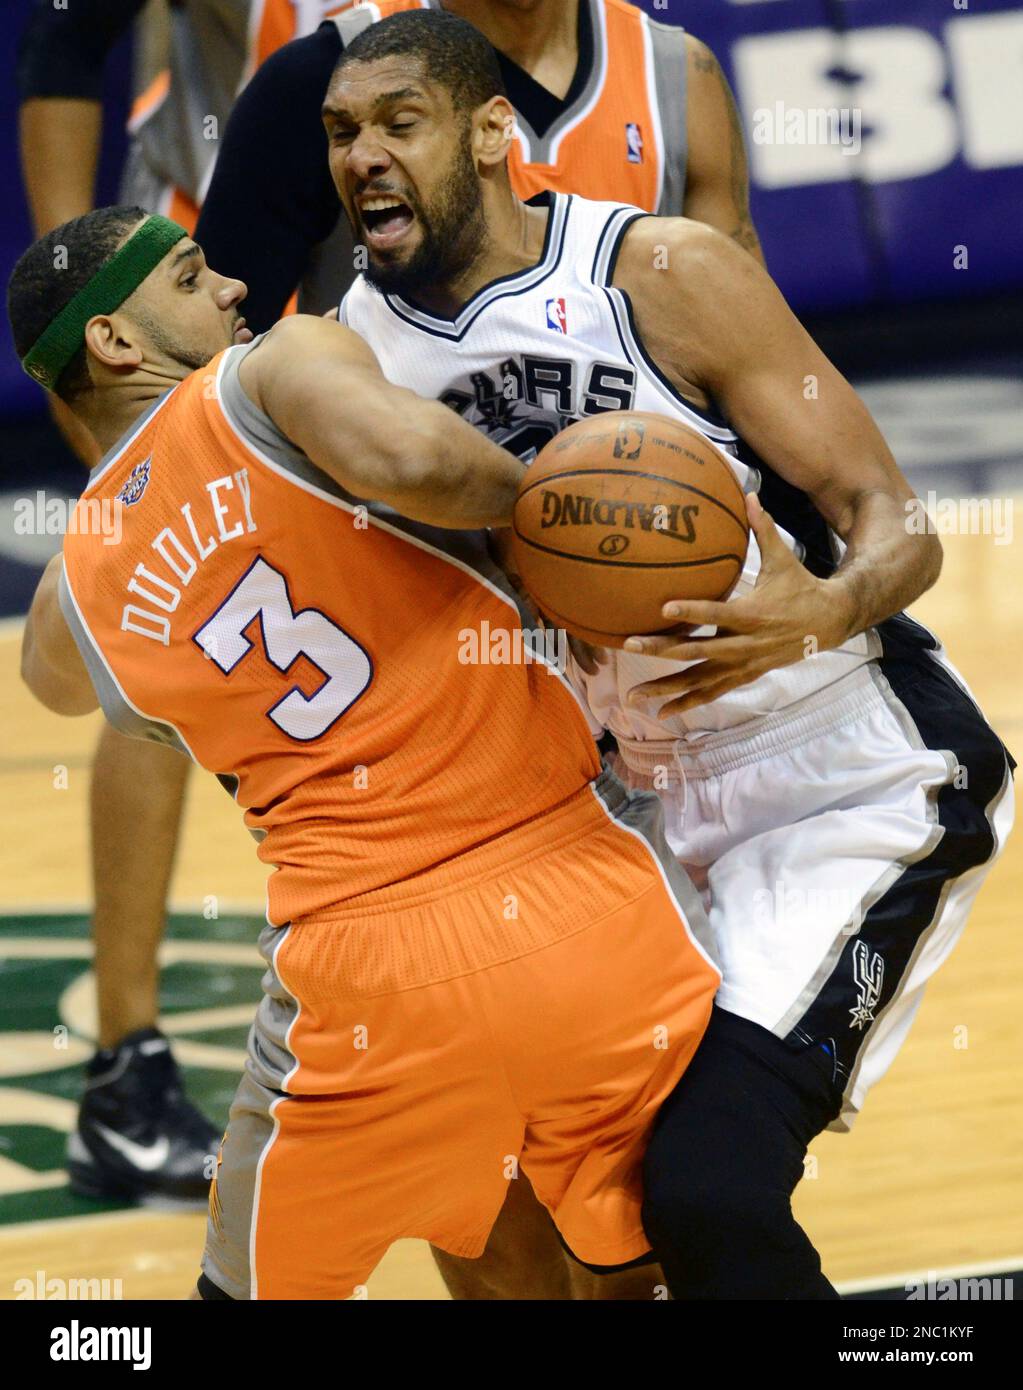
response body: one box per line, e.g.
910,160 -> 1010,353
193,557 -> 372,741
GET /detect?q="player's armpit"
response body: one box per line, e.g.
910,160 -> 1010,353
22,556 -> 99,717
682,36 -> 765,266
239,315 -> 524,529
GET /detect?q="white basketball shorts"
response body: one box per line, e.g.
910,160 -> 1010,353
611,647 -> 1014,1131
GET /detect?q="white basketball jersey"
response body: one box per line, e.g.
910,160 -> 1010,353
341,192 -> 875,752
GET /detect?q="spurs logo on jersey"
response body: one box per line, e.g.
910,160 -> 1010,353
438,353 -> 637,463
342,191 -> 877,740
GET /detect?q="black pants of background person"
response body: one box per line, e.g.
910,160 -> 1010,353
642,1006 -> 843,1300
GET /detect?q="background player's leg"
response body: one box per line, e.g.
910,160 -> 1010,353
91,726 -> 189,1046
67,726 -> 219,1201
430,1172 -> 571,1299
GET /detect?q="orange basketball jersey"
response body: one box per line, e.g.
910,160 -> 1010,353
59,345 -> 600,926
331,0 -> 689,214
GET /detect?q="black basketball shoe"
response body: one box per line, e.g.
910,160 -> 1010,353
67,1027 -> 222,1203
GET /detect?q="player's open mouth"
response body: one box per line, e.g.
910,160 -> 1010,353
360,197 -> 415,250
232,317 -> 253,344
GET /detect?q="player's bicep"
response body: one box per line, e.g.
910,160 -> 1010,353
242,318 -> 447,501
703,277 -> 912,531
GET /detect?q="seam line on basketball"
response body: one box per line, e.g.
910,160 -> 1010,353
509,537 -> 746,570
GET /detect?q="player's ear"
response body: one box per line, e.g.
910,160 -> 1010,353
83,312 -> 144,375
474,95 -> 515,170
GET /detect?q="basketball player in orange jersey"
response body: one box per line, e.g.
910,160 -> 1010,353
325,11 -> 1012,1299
10,204 -> 721,1300
16,0 -> 752,1211
17,0 -> 364,1206
193,0 -> 764,1292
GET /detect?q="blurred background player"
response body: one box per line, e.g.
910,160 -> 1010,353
14,0 -> 352,1205
195,0 -> 763,327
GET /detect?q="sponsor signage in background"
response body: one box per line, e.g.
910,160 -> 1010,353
637,0 -> 1023,310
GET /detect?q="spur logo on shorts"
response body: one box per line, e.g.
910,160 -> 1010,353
625,122 -> 644,164
115,457 -> 152,507
849,941 -> 884,1030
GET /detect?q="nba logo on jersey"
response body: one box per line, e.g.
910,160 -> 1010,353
626,122 -> 644,164
545,297 -> 568,334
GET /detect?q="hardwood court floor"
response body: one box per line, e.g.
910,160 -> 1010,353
0,514 -> 1019,1299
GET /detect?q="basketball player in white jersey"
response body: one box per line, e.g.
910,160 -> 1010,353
326,11 -> 1015,1297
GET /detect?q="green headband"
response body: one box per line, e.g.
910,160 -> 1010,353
20,214 -> 189,392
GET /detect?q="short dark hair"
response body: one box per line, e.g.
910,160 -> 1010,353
332,9 -> 506,113
7,204 -> 147,402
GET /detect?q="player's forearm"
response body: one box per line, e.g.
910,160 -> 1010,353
643,223 -> 938,639
821,490 -> 942,646
16,0 -> 144,232
22,558 -> 99,716
19,99 -> 102,234
393,405 -> 524,529
322,399 -> 523,529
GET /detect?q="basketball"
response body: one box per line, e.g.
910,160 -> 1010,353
510,411 -> 750,647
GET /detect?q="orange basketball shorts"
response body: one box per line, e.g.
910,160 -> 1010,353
201,769 -> 720,1299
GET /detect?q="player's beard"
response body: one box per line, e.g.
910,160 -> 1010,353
361,132 -> 486,299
